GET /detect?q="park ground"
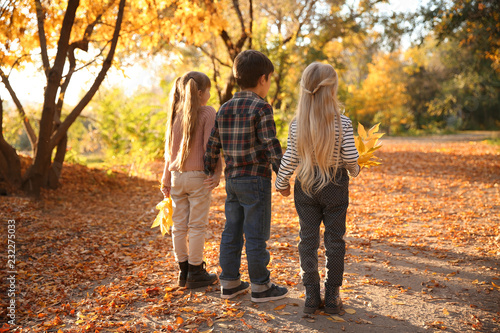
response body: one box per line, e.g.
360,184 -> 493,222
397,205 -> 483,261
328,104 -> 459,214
0,133 -> 499,332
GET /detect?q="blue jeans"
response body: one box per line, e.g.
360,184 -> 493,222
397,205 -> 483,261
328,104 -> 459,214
219,176 -> 271,290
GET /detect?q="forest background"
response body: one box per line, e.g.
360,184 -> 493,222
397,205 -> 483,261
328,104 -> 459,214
1,0 -> 499,195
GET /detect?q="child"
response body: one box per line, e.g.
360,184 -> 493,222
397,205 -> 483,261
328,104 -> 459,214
204,50 -> 289,302
275,62 -> 360,314
160,71 -> 222,289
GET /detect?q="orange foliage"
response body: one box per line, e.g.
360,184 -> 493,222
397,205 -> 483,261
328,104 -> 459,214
0,139 -> 498,331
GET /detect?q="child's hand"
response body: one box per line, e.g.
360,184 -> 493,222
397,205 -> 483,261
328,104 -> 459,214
278,185 -> 291,197
161,185 -> 171,198
204,174 -> 220,190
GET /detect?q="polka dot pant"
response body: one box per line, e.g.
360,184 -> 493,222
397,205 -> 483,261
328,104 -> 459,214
294,168 -> 349,287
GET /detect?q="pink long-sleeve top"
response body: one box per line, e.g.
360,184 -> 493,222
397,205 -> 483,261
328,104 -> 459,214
163,105 -> 222,186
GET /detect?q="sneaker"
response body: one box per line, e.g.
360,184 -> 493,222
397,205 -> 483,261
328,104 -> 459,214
221,281 -> 250,299
251,284 -> 288,303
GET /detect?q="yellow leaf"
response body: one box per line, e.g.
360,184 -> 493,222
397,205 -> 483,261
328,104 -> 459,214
275,311 -> 291,315
345,308 -> 356,314
354,122 -> 384,168
367,123 -> 380,136
358,122 -> 367,139
357,135 -> 366,154
443,308 -> 449,315
274,304 -> 286,311
329,315 -> 346,322
151,197 -> 173,235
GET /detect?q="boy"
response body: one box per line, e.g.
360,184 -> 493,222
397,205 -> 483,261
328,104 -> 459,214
204,50 -> 288,302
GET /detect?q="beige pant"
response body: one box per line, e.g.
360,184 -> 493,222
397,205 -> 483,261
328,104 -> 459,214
170,171 -> 212,265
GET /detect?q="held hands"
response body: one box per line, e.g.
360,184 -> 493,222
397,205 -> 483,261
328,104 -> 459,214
204,174 -> 220,191
277,185 -> 291,197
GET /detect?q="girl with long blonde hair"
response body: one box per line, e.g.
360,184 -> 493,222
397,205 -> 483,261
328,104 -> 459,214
276,62 -> 360,314
161,71 -> 222,289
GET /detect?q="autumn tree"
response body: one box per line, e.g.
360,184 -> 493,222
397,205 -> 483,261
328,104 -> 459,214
414,0 -> 500,129
188,0 -> 392,107
0,0 -> 225,197
346,53 -> 411,134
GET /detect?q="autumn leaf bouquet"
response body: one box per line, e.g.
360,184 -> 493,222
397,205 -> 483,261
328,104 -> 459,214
354,123 -> 384,168
151,197 -> 173,235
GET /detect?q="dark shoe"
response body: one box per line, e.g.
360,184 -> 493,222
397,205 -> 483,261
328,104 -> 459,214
324,285 -> 343,314
186,262 -> 218,289
178,261 -> 189,287
221,281 -> 250,299
304,284 -> 321,314
251,284 -> 288,303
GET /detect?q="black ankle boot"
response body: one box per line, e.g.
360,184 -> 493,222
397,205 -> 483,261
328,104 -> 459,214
324,285 -> 343,314
178,261 -> 189,287
304,284 -> 321,314
186,262 -> 218,289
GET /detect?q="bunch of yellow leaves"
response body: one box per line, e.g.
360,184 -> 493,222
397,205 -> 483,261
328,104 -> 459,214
151,197 -> 173,236
354,123 -> 384,168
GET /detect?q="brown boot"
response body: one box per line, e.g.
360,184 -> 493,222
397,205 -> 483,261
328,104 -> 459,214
186,262 -> 218,289
303,284 -> 321,314
324,285 -> 343,314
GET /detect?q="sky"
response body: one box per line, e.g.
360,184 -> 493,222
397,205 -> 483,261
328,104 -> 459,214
0,0 -> 427,109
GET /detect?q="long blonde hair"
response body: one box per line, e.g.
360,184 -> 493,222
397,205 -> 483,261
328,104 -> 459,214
295,62 -> 343,196
165,71 -> 211,168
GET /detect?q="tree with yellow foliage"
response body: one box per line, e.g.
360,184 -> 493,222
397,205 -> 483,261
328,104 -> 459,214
0,0 -> 225,196
346,52 -> 411,135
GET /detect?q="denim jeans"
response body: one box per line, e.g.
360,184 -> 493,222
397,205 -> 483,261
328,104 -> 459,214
219,176 -> 272,291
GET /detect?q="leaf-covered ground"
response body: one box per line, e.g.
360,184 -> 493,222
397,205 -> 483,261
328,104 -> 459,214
1,137 -> 499,332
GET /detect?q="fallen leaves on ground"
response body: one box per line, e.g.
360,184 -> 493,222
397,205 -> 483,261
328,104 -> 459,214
0,138 -> 498,332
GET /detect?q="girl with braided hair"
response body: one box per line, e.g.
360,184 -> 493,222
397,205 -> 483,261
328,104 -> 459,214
160,71 -> 222,289
275,62 -> 360,313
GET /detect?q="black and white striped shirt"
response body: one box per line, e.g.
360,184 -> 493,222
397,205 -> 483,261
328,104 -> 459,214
275,115 -> 360,190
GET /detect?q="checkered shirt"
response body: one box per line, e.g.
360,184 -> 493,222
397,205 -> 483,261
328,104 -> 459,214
204,91 -> 283,179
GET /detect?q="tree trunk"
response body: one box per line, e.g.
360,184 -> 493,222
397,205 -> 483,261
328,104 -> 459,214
22,0 -> 80,198
47,134 -> 67,189
221,74 -> 236,105
0,99 -> 22,190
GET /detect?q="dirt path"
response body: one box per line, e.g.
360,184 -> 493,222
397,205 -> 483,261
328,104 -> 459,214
1,136 -> 499,332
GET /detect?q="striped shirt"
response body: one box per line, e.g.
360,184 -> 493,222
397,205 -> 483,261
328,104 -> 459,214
204,91 -> 283,179
275,115 -> 360,190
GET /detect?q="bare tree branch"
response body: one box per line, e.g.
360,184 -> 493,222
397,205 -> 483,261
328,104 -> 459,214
283,0 -> 317,45
198,46 -> 231,68
35,0 -> 50,77
68,41 -> 110,75
0,98 -> 22,187
56,12 -> 104,118
0,68 -> 37,151
51,0 -> 126,149
248,0 -> 253,48
232,0 -> 246,34
0,0 -> 16,18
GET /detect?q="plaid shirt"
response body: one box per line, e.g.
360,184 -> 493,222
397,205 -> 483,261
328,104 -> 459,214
204,91 -> 283,179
